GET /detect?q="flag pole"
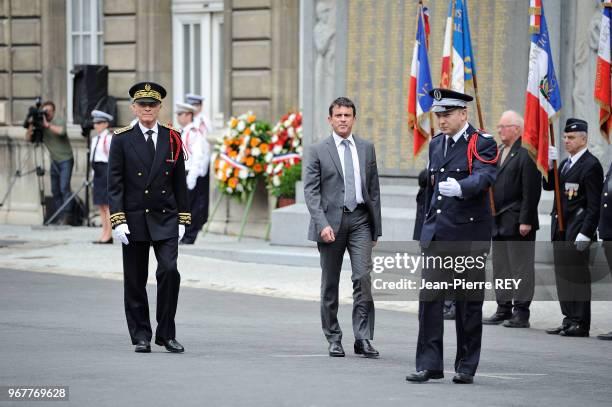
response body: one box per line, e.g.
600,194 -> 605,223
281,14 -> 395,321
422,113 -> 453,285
420,0 -> 434,139
549,123 -> 565,232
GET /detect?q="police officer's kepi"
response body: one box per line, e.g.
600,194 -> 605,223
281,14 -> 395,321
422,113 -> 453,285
185,93 -> 204,105
564,118 -> 588,133
175,101 -> 197,114
429,88 -> 474,113
91,109 -> 113,123
129,82 -> 167,104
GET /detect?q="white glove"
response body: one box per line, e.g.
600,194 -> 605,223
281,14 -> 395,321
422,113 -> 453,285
113,224 -> 130,245
438,177 -> 462,198
548,146 -> 559,168
178,224 -> 186,241
574,233 -> 591,251
187,175 -> 197,191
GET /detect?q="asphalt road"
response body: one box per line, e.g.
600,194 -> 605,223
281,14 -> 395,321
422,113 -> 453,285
1,268 -> 611,407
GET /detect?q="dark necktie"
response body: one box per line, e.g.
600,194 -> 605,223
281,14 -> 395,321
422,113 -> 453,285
561,159 -> 571,175
445,136 -> 455,157
146,129 -> 155,164
341,139 -> 357,211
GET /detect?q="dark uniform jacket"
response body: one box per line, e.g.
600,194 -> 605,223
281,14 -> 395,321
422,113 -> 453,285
492,139 -> 541,237
543,149 -> 603,242
108,122 -> 190,241
598,163 -> 612,240
420,123 -> 498,247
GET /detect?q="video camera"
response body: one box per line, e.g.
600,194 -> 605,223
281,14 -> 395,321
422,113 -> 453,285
22,97 -> 47,144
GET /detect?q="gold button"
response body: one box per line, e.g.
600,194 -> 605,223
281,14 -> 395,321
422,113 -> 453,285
138,172 -> 142,176
162,209 -> 166,213
470,217 -> 474,221
144,190 -> 149,194
162,190 -> 166,194
145,209 -> 149,213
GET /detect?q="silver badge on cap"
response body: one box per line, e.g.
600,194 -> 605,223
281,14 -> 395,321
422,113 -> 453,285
571,125 -> 576,129
433,89 -> 442,101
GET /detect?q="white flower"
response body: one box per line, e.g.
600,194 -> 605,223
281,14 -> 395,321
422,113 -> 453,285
272,175 -> 281,187
296,146 -> 303,154
266,164 -> 273,175
226,187 -> 233,193
274,163 -> 284,174
273,145 -> 282,155
271,135 -> 278,143
231,129 -> 239,137
250,123 -> 256,132
237,120 -> 246,132
226,168 -> 233,178
288,127 -> 294,136
265,152 -> 273,162
251,147 -> 261,157
292,139 -> 300,148
283,119 -> 292,128
216,170 -> 224,180
238,169 -> 248,179
289,113 -> 296,122
236,183 -> 244,192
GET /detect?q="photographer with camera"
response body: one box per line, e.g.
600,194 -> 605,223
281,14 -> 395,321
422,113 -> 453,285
25,101 -> 74,225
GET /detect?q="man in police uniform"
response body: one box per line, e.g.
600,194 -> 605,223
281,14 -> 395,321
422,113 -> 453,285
545,118 -> 602,338
108,82 -> 191,353
406,88 -> 497,384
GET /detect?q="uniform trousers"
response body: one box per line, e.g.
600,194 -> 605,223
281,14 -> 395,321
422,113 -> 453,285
122,238 -> 180,344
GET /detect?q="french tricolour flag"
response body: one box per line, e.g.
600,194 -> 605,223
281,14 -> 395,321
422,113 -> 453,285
595,0 -> 612,143
522,0 -> 562,180
440,0 -> 476,92
408,4 -> 433,157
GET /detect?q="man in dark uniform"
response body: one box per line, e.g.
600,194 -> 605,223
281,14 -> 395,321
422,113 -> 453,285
598,158 -> 612,340
108,82 -> 191,353
406,88 -> 497,384
483,110 -> 541,328
544,118 -> 602,338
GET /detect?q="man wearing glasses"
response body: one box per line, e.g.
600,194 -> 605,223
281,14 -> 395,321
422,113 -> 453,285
108,82 -> 191,353
483,111 -> 541,328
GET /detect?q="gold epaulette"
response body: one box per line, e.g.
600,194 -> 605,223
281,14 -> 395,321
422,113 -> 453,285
178,212 -> 192,225
160,122 -> 180,133
113,124 -> 134,135
110,212 -> 127,227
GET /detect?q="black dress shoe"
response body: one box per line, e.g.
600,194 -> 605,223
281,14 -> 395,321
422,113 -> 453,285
502,318 -> 530,328
134,340 -> 151,353
155,338 -> 185,353
452,372 -> 474,384
559,324 -> 589,337
482,312 -> 511,325
545,325 -> 566,335
328,341 -> 345,357
93,238 -> 113,244
443,308 -> 456,320
354,339 -> 379,358
597,331 -> 612,340
406,370 -> 444,382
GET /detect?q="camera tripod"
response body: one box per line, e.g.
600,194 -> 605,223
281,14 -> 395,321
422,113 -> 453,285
0,141 -> 47,220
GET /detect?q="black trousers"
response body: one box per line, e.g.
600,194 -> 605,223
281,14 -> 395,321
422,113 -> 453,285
491,231 -> 536,320
183,173 -> 210,244
552,238 -> 591,329
416,241 -> 485,376
122,238 -> 180,344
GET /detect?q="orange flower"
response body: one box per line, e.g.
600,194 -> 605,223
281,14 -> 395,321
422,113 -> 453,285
253,163 -> 263,173
221,173 -> 228,182
247,114 -> 256,123
245,148 -> 251,155
230,118 -> 238,128
228,177 -> 239,188
250,138 -> 260,147
234,168 -> 240,177
244,127 -> 251,136
229,150 -> 238,158
246,156 -> 255,167
259,143 -> 269,154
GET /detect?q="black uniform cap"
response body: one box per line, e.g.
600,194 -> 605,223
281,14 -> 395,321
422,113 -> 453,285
129,82 -> 167,103
564,118 -> 588,133
429,88 -> 474,113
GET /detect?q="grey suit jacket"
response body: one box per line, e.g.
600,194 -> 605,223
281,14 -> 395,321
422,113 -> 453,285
303,134 -> 382,242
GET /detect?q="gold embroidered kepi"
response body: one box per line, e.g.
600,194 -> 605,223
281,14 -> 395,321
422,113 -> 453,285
129,81 -> 167,103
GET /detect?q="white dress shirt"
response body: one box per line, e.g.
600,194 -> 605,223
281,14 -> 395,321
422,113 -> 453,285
444,122 -> 470,156
139,122 -> 159,147
565,146 -> 588,172
333,132 -> 364,204
90,128 -> 112,163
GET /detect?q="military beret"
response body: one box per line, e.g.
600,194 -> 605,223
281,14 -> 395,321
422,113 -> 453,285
129,82 -> 167,103
564,118 -> 588,133
429,88 -> 473,113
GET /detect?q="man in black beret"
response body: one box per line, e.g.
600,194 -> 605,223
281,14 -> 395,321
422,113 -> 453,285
108,81 -> 191,353
406,88 -> 498,384
545,118 -> 603,338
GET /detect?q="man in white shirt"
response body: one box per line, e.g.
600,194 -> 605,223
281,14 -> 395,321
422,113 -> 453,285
175,102 -> 210,244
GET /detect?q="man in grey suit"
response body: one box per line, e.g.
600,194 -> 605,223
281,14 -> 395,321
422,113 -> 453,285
304,97 -> 382,358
